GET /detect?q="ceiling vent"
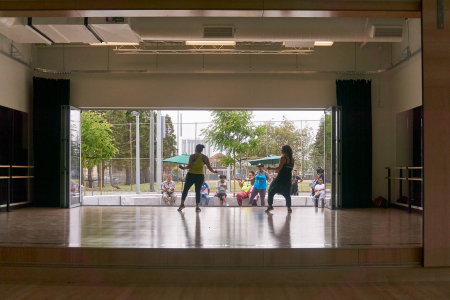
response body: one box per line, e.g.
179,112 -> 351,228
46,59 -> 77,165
203,26 -> 234,38
370,25 -> 404,38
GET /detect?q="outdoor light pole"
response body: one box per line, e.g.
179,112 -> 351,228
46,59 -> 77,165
149,110 -> 154,192
131,111 -> 140,194
156,110 -> 162,194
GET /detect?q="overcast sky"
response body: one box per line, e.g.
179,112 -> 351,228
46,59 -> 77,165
160,110 -> 324,155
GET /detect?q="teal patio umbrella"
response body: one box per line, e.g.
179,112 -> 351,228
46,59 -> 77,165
249,154 -> 281,166
163,153 -> 191,189
163,153 -> 190,165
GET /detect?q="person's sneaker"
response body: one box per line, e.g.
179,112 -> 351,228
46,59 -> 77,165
226,203 -> 229,207
177,204 -> 185,211
265,206 -> 274,212
287,208 -> 292,213
196,207 -> 201,212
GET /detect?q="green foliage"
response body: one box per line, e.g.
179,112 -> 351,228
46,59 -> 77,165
248,116 -> 315,174
101,110 -> 177,183
202,111 -> 265,167
311,113 -> 331,169
81,111 -> 118,170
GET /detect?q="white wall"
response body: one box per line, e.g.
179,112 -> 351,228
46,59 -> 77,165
371,18 -> 422,200
0,35 -> 33,112
34,42 -> 389,109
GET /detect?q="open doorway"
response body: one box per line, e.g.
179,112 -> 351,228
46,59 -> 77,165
61,109 -> 343,209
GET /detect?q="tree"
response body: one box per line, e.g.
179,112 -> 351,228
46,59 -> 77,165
311,114 -> 331,171
81,111 -> 118,187
202,111 -> 265,195
249,117 -> 316,176
103,110 -> 177,187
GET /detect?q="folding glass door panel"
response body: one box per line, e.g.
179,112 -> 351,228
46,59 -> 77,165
61,106 -> 82,208
324,106 -> 342,209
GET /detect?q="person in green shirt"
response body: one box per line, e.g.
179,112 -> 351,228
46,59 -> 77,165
236,171 -> 255,206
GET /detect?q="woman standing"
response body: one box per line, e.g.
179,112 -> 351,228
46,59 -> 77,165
249,163 -> 270,207
179,144 -> 218,212
266,145 -> 295,213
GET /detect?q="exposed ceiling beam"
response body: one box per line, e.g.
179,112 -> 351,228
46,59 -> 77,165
0,1 -> 421,18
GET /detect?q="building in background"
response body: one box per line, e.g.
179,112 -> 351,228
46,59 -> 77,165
182,139 -> 211,157
209,153 -> 228,176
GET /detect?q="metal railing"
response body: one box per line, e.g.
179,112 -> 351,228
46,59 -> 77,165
386,166 -> 423,214
0,165 -> 34,212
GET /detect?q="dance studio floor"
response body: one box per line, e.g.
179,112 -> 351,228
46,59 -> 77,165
0,207 -> 422,248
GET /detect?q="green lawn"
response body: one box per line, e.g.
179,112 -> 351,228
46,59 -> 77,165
84,179 -> 329,193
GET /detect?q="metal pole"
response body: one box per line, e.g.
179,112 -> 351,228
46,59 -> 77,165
399,169 -> 403,200
266,122 -> 268,156
408,168 -> 411,213
8,111 -> 13,212
150,110 -> 154,192
84,157 -> 86,196
129,123 -> 132,191
131,111 -> 140,194
177,110 -> 179,183
301,120 -> 303,192
136,115 -> 140,194
157,110 -> 162,194
100,149 -> 102,195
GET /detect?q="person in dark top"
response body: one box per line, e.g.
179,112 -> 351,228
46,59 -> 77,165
266,145 -> 295,213
290,170 -> 303,196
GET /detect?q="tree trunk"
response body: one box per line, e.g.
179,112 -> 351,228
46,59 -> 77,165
88,169 -> 93,188
102,159 -> 106,187
239,154 -> 242,179
125,168 -> 131,185
97,164 -> 101,188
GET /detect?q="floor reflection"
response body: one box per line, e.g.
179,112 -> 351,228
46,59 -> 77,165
0,207 -> 423,248
267,212 -> 291,248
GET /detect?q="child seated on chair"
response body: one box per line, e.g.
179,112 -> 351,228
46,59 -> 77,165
216,175 -> 229,206
200,178 -> 210,206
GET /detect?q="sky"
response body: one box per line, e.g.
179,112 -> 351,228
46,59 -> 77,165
160,110 -> 324,155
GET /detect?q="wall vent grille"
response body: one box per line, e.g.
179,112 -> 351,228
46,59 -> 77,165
203,26 -> 234,38
370,25 -> 404,38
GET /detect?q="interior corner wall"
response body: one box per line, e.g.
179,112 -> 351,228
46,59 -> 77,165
371,53 -> 422,200
0,53 -> 33,113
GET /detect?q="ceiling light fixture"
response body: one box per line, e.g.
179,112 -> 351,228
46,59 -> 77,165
314,41 -> 334,46
185,41 -> 236,46
89,42 -> 140,46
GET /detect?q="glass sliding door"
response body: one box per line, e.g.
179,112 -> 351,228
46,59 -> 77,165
324,106 -> 342,209
61,106 -> 82,208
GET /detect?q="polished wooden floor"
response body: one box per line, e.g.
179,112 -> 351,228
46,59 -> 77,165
0,207 -> 421,248
0,282 -> 449,300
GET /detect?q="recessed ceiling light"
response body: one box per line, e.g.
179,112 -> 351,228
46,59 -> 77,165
185,41 -> 236,46
314,41 -> 334,46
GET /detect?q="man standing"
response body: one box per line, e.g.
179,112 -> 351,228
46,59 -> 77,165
162,175 -> 177,205
290,170 -> 303,196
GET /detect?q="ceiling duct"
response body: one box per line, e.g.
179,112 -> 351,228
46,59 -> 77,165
203,26 -> 234,38
0,17 -> 51,44
137,17 -> 406,43
370,25 -> 404,40
88,17 -> 141,44
31,17 -> 100,43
